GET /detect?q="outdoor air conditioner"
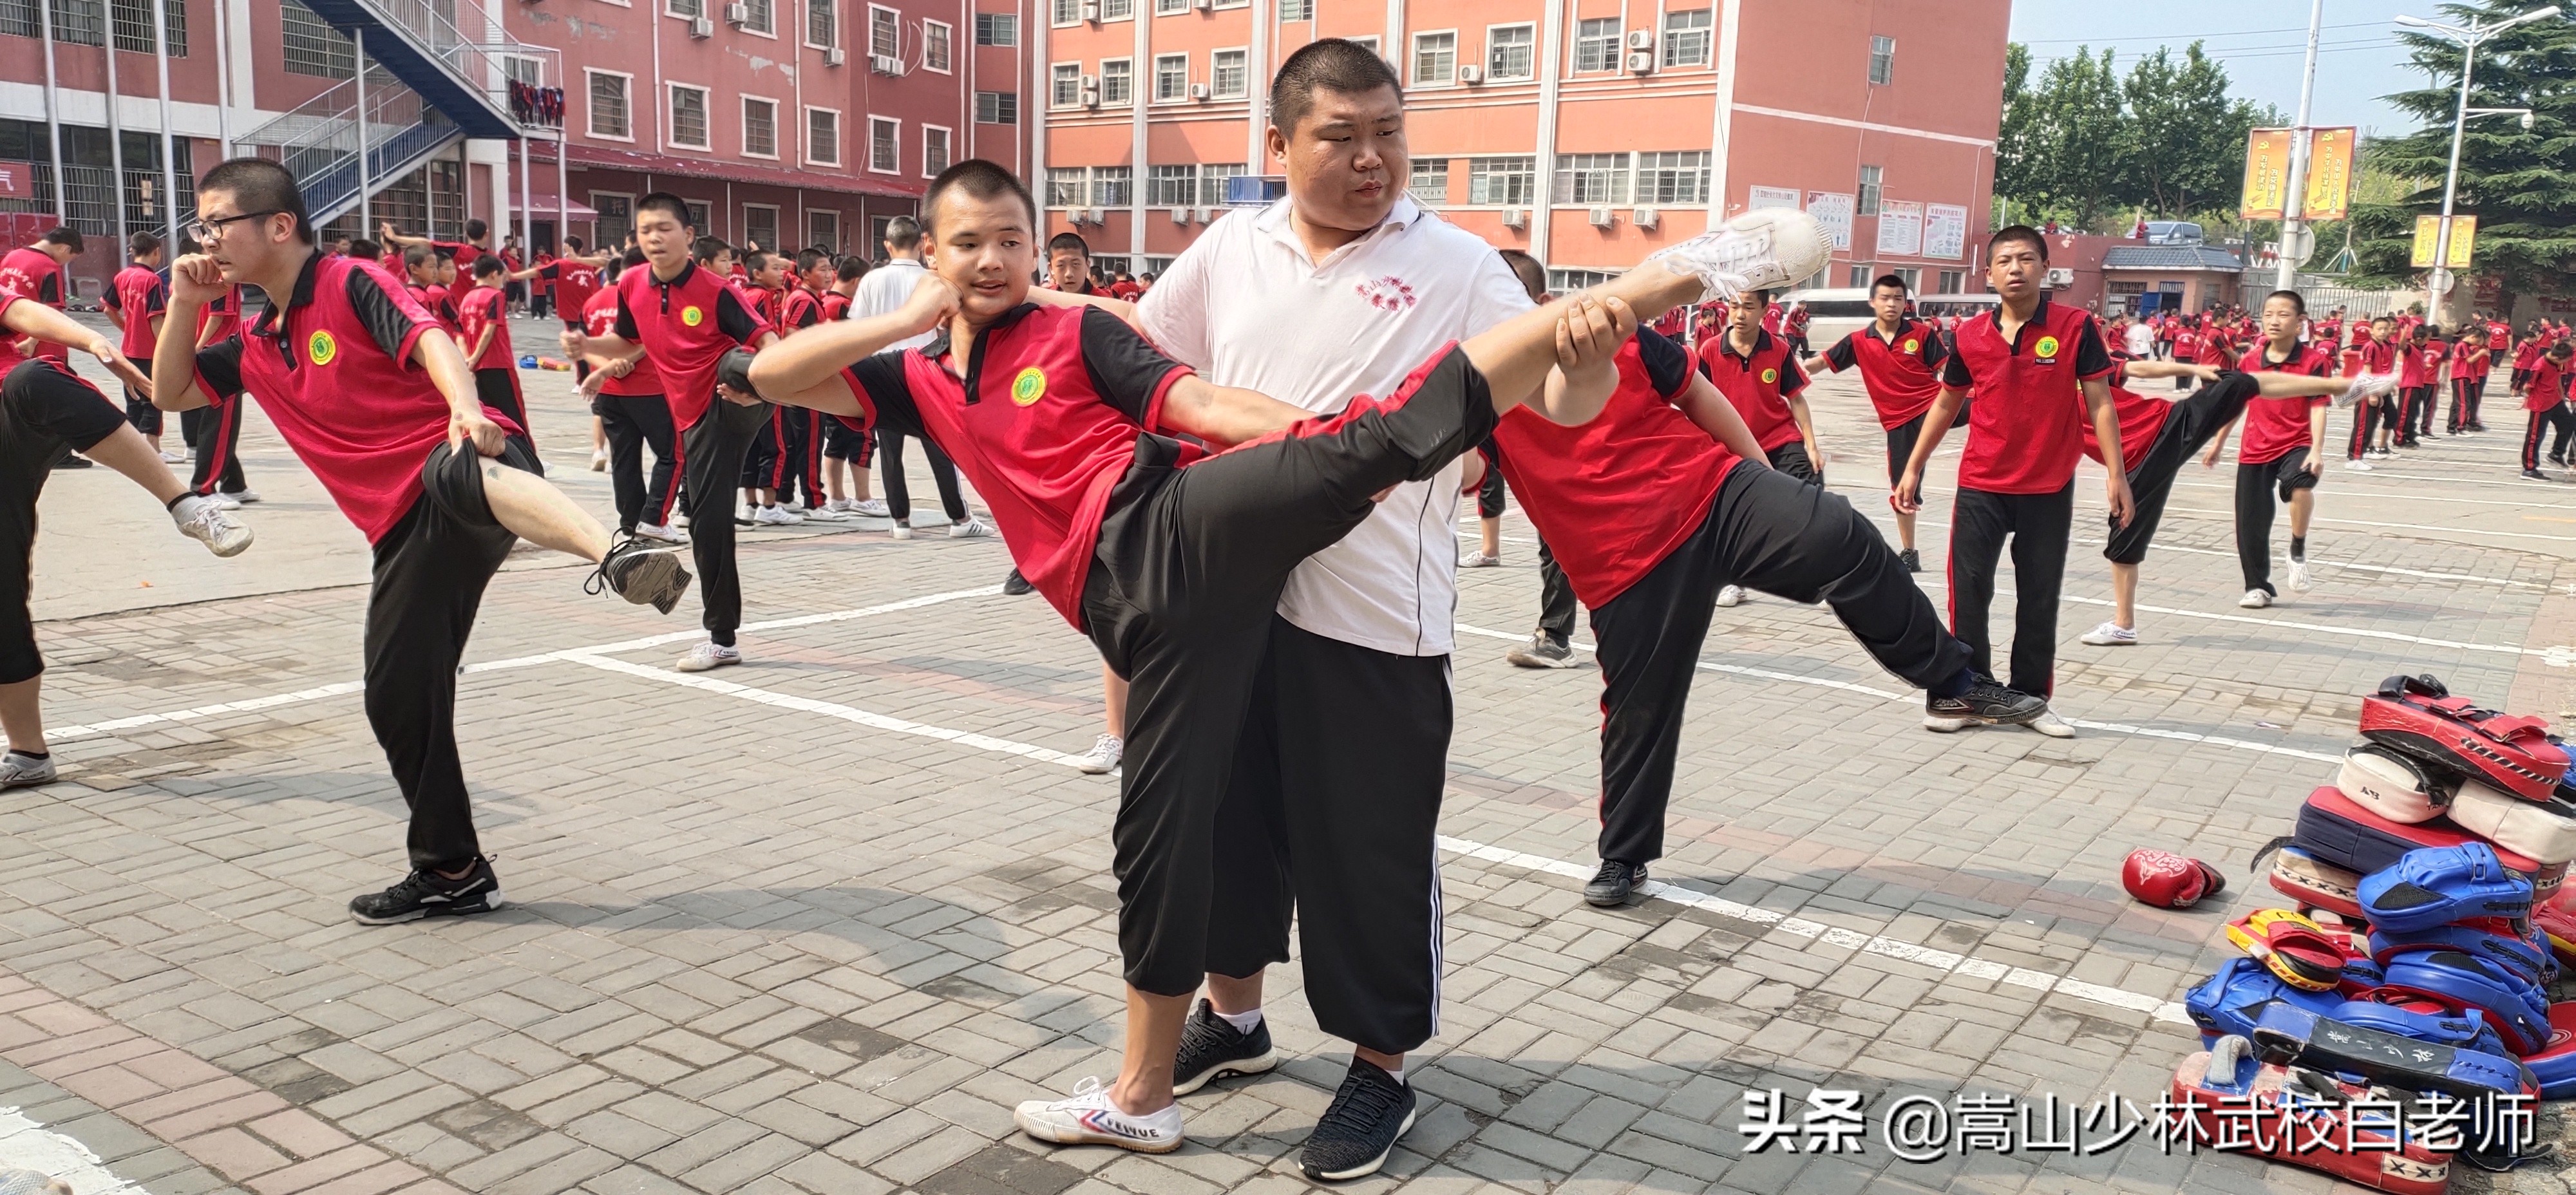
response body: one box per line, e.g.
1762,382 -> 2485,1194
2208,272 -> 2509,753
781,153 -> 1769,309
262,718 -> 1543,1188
1625,30 -> 1655,50
1080,79 -> 1100,107
1195,207 -> 1214,222
2045,267 -> 2074,288
1084,207 -> 1104,223
688,14 -> 712,37
1079,0 -> 1098,19
1626,52 -> 1654,74
1501,207 -> 1528,229
1191,0 -> 1209,8
1458,64 -> 1483,84
1632,206 -> 1659,229
1188,82 -> 1208,100
872,53 -> 907,74
723,1 -> 747,25
1170,207 -> 1189,224
1587,207 -> 1614,228
822,46 -> 843,66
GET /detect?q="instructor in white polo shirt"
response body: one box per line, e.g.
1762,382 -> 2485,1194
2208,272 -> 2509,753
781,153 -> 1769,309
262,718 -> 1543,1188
1133,39 -> 1596,1181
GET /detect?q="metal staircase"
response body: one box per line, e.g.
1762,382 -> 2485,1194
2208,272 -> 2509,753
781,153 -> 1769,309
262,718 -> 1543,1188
298,0 -> 554,140
232,73 -> 466,227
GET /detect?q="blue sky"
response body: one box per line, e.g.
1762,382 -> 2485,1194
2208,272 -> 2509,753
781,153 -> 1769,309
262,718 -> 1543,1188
2006,0 -> 2454,136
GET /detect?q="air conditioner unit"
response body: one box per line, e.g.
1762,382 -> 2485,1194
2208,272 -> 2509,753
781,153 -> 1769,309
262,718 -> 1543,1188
1626,52 -> 1654,74
1191,0 -> 1209,8
1587,207 -> 1614,228
1501,207 -> 1528,229
1084,207 -> 1105,223
688,14 -> 712,37
723,1 -> 746,25
1625,29 -> 1655,50
2045,267 -> 2074,288
1079,0 -> 1098,19
1458,64 -> 1482,84
822,45 -> 843,66
1080,80 -> 1100,108
1632,206 -> 1659,229
1188,82 -> 1208,100
871,53 -> 905,74
1194,207 -> 1213,223
1170,207 -> 1189,224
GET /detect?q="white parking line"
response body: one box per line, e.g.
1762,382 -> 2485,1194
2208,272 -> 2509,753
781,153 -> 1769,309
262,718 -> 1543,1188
0,1106 -> 150,1194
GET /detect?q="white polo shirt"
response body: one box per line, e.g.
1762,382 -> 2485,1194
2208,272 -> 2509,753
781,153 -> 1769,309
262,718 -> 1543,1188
849,255 -> 935,352
1140,197 -> 1533,656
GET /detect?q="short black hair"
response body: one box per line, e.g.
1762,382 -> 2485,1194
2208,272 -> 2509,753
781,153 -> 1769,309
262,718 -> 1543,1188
471,254 -> 504,278
199,158 -> 312,246
565,235 -> 586,253
1270,38 -> 1402,135
883,214 -> 923,252
2264,289 -> 2306,316
1985,225 -> 2047,264
922,160 -> 1037,236
404,245 -> 434,270
795,247 -> 828,274
1047,232 -> 1092,259
128,231 -> 162,257
464,218 -> 488,241
836,255 -> 867,283
2550,340 -> 2572,359
636,192 -> 694,229
1870,274 -> 1908,295
37,225 -> 84,252
692,236 -> 731,265
348,238 -> 379,259
1495,249 -> 1547,303
621,246 -> 647,269
743,249 -> 775,274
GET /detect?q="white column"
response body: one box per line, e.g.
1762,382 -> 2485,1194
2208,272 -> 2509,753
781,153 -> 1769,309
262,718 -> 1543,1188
1530,0 -> 1562,267
1129,5 -> 1147,260
1707,0 -> 1741,222
36,0 -> 68,224
355,29 -> 374,231
1030,7 -> 1047,225
149,0 -> 179,239
106,12 -> 130,251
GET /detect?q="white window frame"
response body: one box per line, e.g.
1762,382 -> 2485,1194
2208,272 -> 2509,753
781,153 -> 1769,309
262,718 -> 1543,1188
1857,164 -> 1883,216
1868,34 -> 1895,85
1345,33 -> 1378,55
1209,0 -> 1245,8
869,115 -> 901,174
1484,23 -> 1535,81
974,11 -> 1016,45
923,17 -> 952,73
807,209 -> 840,252
741,203 -> 781,249
665,80 -> 711,151
802,0 -> 835,50
804,104 -> 841,165
1050,61 -> 1083,108
920,123 -> 952,177
1048,0 -> 1078,27
592,0 -> 631,10
739,93 -> 781,159
584,68 -> 634,142
1410,29 -> 1456,88
1101,56 -> 1134,106
1572,15 -> 1621,73
866,2 -> 899,59
1152,52 -> 1189,103
1153,0 -> 1185,13
734,0 -> 776,39
1209,46 -> 1247,99
1099,0 -> 1132,21
664,0 -> 699,18
591,191 -> 636,245
1660,8 -> 1712,68
974,90 -> 1019,124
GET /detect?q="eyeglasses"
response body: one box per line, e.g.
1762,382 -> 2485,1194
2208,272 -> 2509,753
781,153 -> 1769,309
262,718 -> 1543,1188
185,210 -> 281,243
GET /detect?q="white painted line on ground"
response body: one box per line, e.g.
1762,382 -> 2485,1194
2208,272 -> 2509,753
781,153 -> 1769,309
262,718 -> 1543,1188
0,1106 -> 149,1194
560,654 -> 1093,768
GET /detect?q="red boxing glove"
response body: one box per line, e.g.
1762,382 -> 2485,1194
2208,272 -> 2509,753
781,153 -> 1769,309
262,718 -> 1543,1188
2123,848 -> 2226,908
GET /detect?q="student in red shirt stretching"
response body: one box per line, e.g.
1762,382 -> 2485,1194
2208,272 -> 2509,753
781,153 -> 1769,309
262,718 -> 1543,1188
2521,341 -> 2575,480
1894,226 -> 2129,736
1804,274 -> 1948,571
102,232 -> 173,458
2449,327 -> 2491,435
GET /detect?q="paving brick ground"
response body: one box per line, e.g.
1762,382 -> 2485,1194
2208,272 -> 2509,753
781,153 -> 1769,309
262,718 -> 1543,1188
3,314 -> 2573,1193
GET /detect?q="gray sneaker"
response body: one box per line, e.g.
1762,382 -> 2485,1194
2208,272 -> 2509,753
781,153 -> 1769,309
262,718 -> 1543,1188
1505,634 -> 1578,669
170,494 -> 253,557
0,751 -> 57,788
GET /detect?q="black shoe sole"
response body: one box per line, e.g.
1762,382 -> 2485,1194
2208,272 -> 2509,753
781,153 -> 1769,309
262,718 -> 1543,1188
349,890 -> 506,926
609,551 -> 694,614
1584,867 -> 1645,907
1302,1108 -> 1417,1182
1171,1046 -> 1278,1096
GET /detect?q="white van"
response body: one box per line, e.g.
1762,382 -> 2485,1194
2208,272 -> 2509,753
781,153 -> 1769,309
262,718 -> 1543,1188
1777,288 -> 1877,348
1915,292 -> 2002,330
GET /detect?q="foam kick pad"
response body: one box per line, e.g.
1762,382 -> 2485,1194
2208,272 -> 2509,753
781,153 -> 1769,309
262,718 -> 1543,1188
2338,744 -> 2459,824
2380,949 -> 2553,1057
2356,843 -> 2534,933
2521,1002 -> 2576,1100
2169,1035 -> 2451,1195
2537,886 -> 2576,966
2370,923 -> 2553,988
2185,957 -> 2346,1046
2249,1000 -> 2536,1100
2292,786 -> 2564,898
2266,843 -> 2367,920
2362,673 -> 2570,802
2447,778 -> 2576,865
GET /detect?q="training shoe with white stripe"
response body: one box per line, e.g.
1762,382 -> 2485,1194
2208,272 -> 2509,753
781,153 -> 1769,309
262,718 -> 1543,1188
1076,734 -> 1124,775
1302,1060 -> 1417,1181
0,751 -> 57,789
349,856 -> 505,925
2079,621 -> 2137,646
1014,1077 -> 1184,1153
1647,208 -> 1835,302
675,641 -> 742,672
2340,372 -> 2398,409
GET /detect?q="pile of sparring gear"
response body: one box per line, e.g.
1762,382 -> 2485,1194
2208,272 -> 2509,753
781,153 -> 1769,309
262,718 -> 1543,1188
2175,675 -> 2576,1191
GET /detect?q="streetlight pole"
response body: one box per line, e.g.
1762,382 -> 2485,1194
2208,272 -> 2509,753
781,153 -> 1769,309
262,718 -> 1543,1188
2276,0 -> 2324,292
2395,5 -> 2559,314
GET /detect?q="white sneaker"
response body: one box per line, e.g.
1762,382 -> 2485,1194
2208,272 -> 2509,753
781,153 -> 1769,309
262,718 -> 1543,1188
2344,459 -> 2374,472
1461,551 -> 1500,568
752,505 -> 803,526
824,498 -> 855,513
1714,585 -> 1745,608
632,522 -> 687,545
0,750 -> 56,788
1648,208 -> 1835,301
2340,372 -> 2398,409
170,494 -> 253,558
2239,588 -> 2271,609
2078,621 -> 2136,646
1076,734 -> 1124,775
158,448 -> 187,464
210,494 -> 243,511
782,499 -> 810,514
890,521 -> 914,540
950,516 -> 996,539
851,498 -> 891,518
2288,558 -> 2312,592
227,489 -> 260,504
1014,1077 -> 1182,1154
801,504 -> 851,522
590,449 -> 609,472
2027,710 -> 2076,739
674,641 -> 741,672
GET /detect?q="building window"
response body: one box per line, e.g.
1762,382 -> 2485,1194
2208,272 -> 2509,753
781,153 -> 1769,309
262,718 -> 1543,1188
869,117 -> 899,172
922,125 -> 951,176
1154,0 -> 1184,12
1046,167 -> 1088,207
1410,31 -> 1454,86
1486,24 -> 1533,80
1468,156 -> 1535,205
1575,17 -> 1620,72
1050,0 -> 1077,24
1893,265 -> 1921,292
1552,153 -> 1629,205
667,0 -> 701,17
668,84 -> 710,149
1857,164 -> 1882,216
1869,35 -> 1895,84
804,0 -> 833,48
742,97 -> 777,157
806,107 -> 839,164
111,0 -> 184,55
736,0 -> 772,35
1092,166 -> 1132,207
0,0 -> 35,37
1101,58 -> 1133,105
744,205 -> 778,249
1346,34 -> 1376,55
1408,158 -> 1448,205
594,193 -> 633,247
1844,264 -> 1870,288
281,0 -> 354,77
867,4 -> 897,57
1051,64 -> 1083,108
975,11 -> 1015,44
1634,151 -> 1709,205
1101,0 -> 1131,19
1938,270 -> 1965,292
587,71 -> 632,139
1276,0 -> 1308,19
1211,48 -> 1247,98
1148,164 -> 1196,207
808,209 -> 839,252
976,91 -> 1019,124
1662,8 -> 1712,67
1198,162 -> 1242,205
1548,268 -> 1612,292
1154,53 -> 1188,102
923,19 -> 950,71
46,0 -> 100,42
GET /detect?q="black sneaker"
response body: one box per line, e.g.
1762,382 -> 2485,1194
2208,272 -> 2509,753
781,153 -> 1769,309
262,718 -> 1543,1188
349,857 -> 505,925
2526,469 -> 2552,481
1584,860 -> 1645,907
587,536 -> 694,614
1504,633 -> 1577,669
1924,677 -> 2046,731
1898,548 -> 1922,573
51,455 -> 93,470
1172,999 -> 1278,1095
1001,569 -> 1035,596
1300,1060 -> 1416,1182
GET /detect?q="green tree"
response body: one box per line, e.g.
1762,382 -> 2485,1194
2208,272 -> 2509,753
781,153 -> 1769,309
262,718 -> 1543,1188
1994,43 -> 2041,225
1993,41 -> 2276,231
2120,44 -> 2276,217
2027,47 -> 2129,229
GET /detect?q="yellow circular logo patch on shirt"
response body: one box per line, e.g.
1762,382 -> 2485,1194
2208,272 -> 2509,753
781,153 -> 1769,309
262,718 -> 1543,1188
681,305 -> 705,328
1760,367 -> 1779,384
307,330 -> 337,366
1902,337 -> 1919,353
2034,335 -> 2062,358
1011,367 -> 1047,406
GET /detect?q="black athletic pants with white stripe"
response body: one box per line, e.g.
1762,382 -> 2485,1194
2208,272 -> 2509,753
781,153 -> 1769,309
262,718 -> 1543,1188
1082,346 -> 1490,1055
1590,466 -> 1970,869
184,397 -> 247,496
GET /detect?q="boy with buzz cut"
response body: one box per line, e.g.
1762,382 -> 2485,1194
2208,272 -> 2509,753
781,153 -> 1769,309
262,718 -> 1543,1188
2518,341 -> 2574,480
457,256 -> 538,470
1895,225 -> 2129,737
1802,272 -> 1948,571
102,232 -> 173,460
745,157 -> 1825,1173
